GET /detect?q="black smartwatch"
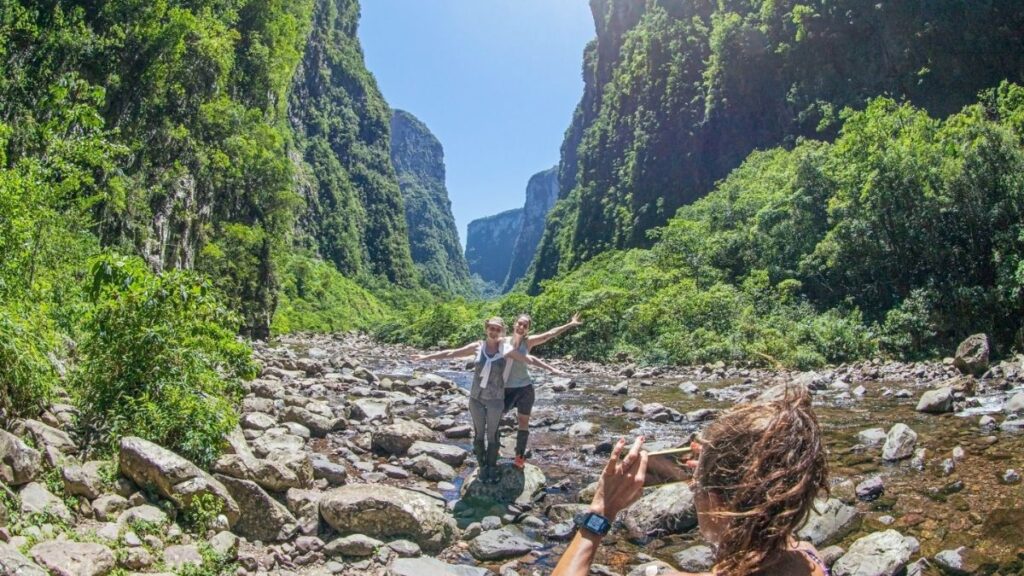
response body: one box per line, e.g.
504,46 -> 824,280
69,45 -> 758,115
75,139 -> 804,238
577,511 -> 612,536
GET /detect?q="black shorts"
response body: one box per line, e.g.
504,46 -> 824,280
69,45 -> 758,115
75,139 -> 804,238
503,384 -> 536,416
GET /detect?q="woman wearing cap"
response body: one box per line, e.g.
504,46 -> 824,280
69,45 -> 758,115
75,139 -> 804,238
503,313 -> 580,468
413,317 -> 564,482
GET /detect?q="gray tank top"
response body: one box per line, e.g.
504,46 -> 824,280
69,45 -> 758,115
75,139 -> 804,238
470,341 -> 507,401
504,337 -> 532,388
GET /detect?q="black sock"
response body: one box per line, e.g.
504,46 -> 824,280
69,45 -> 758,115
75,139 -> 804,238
515,429 -> 529,457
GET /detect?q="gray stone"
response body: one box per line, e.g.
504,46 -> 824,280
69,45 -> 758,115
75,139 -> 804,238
797,498 -> 862,546
162,545 -> 203,570
410,455 -> 455,482
832,530 -> 920,576
281,406 -> 342,437
856,477 -> 884,501
0,430 -> 42,486
567,421 -> 597,436
389,557 -> 490,576
621,482 -> 697,541
443,425 -> 472,439
387,539 -> 421,558
118,436 -> 240,527
251,428 -> 305,457
212,454 -> 303,492
240,412 -> 277,431
916,387 -> 954,414
349,399 -> 391,422
208,531 -> 238,559
371,419 -> 435,456
286,487 -> 322,536
319,484 -> 456,553
933,547 -> 971,576
461,463 -> 546,506
19,482 -> 72,524
30,541 -> 115,576
214,474 -> 296,542
468,528 -> 538,561
0,543 -> 47,576
406,441 -> 468,466
954,334 -> 989,376
882,424 -> 918,461
311,456 -> 348,486
61,461 -> 107,500
116,504 -> 168,527
118,547 -> 155,570
1000,418 -> 1024,433
626,561 -> 676,576
13,420 -> 75,454
324,534 -> 383,557
1005,392 -> 1024,415
857,428 -> 887,447
672,545 -> 714,572
92,494 -> 128,522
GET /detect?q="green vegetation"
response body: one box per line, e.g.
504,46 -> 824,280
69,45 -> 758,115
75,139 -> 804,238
530,0 -> 1024,291
390,87 -> 1024,367
73,255 -> 255,467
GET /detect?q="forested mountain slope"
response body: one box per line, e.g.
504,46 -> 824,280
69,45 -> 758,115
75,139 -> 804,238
528,0 -> 1024,291
390,109 -> 472,295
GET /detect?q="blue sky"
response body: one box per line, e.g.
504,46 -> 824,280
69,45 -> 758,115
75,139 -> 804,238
359,1 -> 595,247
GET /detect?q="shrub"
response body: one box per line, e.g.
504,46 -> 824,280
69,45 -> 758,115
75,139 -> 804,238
0,305 -> 57,422
73,255 -> 256,468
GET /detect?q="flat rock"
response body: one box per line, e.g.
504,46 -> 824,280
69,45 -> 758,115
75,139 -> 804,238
406,441 -> 468,466
30,541 -> 115,576
371,419 -> 435,456
468,528 -> 538,561
212,454 -> 303,492
461,463 -> 545,506
0,543 -> 47,576
857,428 -> 887,447
14,420 -> 76,454
410,455 -> 456,482
389,557 -> 490,576
349,399 -> 391,422
672,545 -> 714,572
19,482 -> 72,524
324,534 -> 382,557
162,545 -> 203,570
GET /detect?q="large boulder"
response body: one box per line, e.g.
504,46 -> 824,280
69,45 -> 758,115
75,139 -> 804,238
796,498 -> 862,546
954,334 -> 989,376
29,541 -> 115,576
621,482 -> 697,541
319,485 -> 456,553
118,436 -> 240,527
0,429 -> 42,485
371,419 -> 436,456
214,474 -> 297,542
916,387 -> 954,414
832,530 -> 920,576
13,420 -> 76,454
882,424 -> 918,461
461,463 -> 545,506
0,543 -> 47,576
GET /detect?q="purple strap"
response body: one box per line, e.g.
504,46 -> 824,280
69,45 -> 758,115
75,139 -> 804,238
802,549 -> 830,576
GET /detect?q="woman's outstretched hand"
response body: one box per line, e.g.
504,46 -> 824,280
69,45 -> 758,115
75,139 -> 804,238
589,436 -> 648,519
569,312 -> 583,327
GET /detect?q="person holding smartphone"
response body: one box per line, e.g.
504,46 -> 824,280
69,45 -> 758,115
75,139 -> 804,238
552,385 -> 830,576
503,313 -> 579,468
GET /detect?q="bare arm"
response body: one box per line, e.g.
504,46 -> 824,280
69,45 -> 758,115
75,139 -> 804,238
527,312 -> 582,349
506,349 -> 568,376
412,342 -> 478,362
551,437 -> 648,576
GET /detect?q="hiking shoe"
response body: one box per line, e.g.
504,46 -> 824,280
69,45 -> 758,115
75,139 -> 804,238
513,455 -> 526,469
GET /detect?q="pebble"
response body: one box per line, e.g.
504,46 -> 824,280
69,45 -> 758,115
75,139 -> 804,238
855,476 -> 884,501
1001,469 -> 1021,484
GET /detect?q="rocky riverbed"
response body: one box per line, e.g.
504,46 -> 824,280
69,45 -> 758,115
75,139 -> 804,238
1,332 -> 1022,576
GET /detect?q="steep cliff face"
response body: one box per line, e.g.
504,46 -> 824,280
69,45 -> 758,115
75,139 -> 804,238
389,109 -> 472,294
288,0 -> 415,286
503,167 -> 559,292
465,209 -> 523,287
528,0 -> 1024,292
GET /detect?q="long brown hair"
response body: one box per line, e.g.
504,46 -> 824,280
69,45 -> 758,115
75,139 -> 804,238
694,384 -> 828,575
512,314 -> 531,349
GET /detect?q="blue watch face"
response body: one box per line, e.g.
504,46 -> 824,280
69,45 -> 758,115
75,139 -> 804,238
585,514 -> 608,532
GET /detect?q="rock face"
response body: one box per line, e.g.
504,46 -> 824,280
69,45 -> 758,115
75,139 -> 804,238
832,530 -> 920,576
796,498 -> 862,546
319,484 -> 457,553
118,436 -> 240,527
464,208 -> 523,287
390,109 -> 472,295
954,334 -> 989,376
0,429 -> 41,485
503,166 -> 560,291
621,482 -> 697,540
214,474 -> 297,542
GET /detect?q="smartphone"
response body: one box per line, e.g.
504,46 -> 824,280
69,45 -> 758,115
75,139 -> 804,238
641,447 -> 693,487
